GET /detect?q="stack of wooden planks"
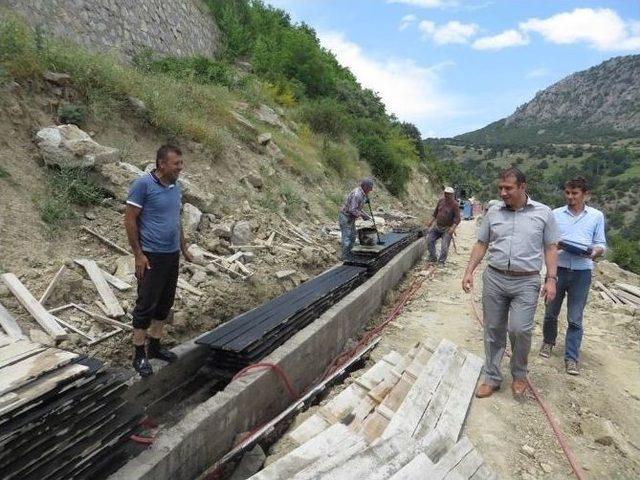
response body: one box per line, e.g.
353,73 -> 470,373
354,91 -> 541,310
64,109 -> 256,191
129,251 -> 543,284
596,281 -> 640,310
196,265 -> 368,376
248,339 -> 497,480
0,338 -> 143,479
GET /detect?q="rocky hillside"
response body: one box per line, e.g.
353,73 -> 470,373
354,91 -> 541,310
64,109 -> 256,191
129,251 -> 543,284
457,55 -> 640,145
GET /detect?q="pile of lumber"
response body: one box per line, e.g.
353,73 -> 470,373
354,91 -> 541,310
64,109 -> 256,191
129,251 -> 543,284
345,230 -> 420,273
0,337 -> 142,479
196,265 -> 368,376
1,267 -> 132,347
596,281 -> 640,310
249,339 -> 497,480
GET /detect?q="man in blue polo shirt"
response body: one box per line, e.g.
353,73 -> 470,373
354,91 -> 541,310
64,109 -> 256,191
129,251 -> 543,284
124,144 -> 193,377
539,176 -> 606,376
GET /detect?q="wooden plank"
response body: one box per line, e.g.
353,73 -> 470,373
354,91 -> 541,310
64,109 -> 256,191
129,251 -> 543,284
38,265 -> 67,306
81,225 -> 131,255
289,352 -> 400,444
0,349 -> 77,395
265,232 -> 276,247
226,252 -> 244,263
367,429 -> 452,480
250,424 -> 362,480
88,327 -> 123,345
100,268 -> 132,291
289,439 -> 367,480
595,281 -> 622,305
0,340 -> 46,369
75,260 -> 125,317
72,304 -> 133,331
616,282 -> 640,299
449,446 -> 487,479
177,277 -> 205,296
383,339 -> 458,440
388,452 -> 439,480
0,333 -> 12,347
431,437 -> 476,479
359,345 -> 432,442
75,258 -> 132,292
0,362 -> 89,417
612,289 -> 640,308
415,350 -> 483,441
0,301 -> 25,340
1,273 -> 67,340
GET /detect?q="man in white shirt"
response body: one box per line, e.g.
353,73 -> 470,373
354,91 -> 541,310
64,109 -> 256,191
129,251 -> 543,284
539,177 -> 606,376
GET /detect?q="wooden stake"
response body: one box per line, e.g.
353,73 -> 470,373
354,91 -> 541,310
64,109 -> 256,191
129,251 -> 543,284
39,265 -> 67,305
81,226 -> 131,255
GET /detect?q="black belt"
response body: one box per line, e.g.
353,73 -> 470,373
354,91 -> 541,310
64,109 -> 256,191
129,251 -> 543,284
489,265 -> 539,277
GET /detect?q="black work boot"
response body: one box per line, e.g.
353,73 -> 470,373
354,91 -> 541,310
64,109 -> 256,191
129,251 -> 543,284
133,356 -> 153,377
148,337 -> 177,363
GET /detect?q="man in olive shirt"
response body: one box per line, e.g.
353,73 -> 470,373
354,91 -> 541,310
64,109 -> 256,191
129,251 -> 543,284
426,186 -> 460,266
462,168 -> 560,399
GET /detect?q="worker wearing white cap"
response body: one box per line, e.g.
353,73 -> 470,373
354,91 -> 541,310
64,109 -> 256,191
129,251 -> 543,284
426,186 -> 460,267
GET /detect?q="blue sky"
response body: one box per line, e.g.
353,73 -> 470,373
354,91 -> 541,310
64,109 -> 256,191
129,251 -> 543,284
266,0 -> 639,138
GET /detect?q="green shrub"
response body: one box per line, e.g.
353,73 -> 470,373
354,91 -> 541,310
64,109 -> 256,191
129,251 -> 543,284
57,103 -> 86,126
39,196 -> 72,225
321,139 -> 358,177
147,56 -> 234,87
608,234 -> 640,274
52,168 -> 107,205
0,165 -> 9,178
0,14 -> 41,78
300,98 -> 350,140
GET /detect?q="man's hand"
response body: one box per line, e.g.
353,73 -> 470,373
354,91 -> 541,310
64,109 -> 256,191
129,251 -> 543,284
590,247 -> 604,259
135,253 -> 151,281
462,272 -> 474,293
541,278 -> 556,304
183,249 -> 195,264
448,227 -> 456,236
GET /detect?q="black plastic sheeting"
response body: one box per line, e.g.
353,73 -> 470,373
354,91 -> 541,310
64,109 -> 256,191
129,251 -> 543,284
197,229 -> 421,377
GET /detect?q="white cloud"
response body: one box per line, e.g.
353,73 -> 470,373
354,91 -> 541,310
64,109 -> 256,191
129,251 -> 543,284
318,31 -> 460,126
399,14 -> 418,31
419,20 -> 478,44
387,0 -> 457,8
520,8 -> 640,51
525,67 -> 549,79
472,29 -> 529,50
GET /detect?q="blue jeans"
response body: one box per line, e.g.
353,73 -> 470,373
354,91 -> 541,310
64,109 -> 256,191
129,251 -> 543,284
543,267 -> 592,362
338,212 -> 356,259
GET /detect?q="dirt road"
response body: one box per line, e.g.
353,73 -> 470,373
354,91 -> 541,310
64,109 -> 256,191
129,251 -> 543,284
371,219 -> 640,479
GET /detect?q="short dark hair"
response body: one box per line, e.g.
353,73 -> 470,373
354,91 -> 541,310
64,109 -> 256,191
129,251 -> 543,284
156,144 -> 182,167
498,167 -> 526,185
564,176 -> 589,192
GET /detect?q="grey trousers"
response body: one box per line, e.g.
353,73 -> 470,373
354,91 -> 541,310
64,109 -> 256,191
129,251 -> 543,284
482,267 -> 541,386
427,226 -> 452,264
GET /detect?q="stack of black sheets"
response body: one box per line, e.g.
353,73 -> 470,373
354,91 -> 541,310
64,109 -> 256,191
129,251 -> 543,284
197,265 -> 368,376
0,346 -> 142,480
344,230 -> 420,272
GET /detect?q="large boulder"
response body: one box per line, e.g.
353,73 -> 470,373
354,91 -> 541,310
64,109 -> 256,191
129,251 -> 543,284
96,161 -> 145,201
182,203 -> 203,238
35,125 -> 119,168
180,177 -> 216,214
231,221 -> 253,245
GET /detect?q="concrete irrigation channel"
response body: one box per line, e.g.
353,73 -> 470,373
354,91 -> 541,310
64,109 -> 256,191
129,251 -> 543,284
111,236 -> 428,480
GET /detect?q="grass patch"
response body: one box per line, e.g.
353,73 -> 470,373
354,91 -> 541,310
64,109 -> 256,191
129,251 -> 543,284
39,168 -> 107,227
0,165 -> 10,178
321,139 -> 359,178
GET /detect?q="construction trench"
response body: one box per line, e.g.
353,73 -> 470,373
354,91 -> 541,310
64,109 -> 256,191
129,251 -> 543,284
111,231 -> 432,480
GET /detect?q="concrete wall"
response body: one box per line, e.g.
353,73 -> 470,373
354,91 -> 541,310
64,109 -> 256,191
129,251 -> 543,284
2,0 -> 220,59
110,238 -> 427,480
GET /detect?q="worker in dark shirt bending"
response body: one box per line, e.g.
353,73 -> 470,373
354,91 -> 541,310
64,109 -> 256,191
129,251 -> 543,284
426,186 -> 461,267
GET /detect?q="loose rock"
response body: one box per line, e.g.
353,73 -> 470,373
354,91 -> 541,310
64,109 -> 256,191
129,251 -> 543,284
35,125 -> 120,168
232,221 -> 253,245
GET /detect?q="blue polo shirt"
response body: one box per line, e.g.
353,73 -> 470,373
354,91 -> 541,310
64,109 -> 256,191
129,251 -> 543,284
554,205 -> 607,270
126,171 -> 182,253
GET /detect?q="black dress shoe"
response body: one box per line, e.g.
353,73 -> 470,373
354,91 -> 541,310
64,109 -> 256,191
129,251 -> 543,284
149,346 -> 177,363
133,356 -> 153,377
